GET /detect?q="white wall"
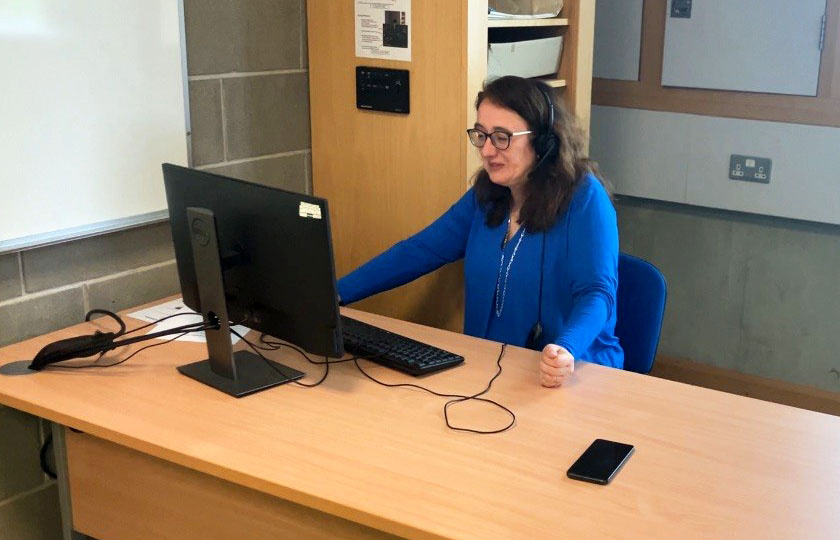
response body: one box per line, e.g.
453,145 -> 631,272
591,106 -> 840,226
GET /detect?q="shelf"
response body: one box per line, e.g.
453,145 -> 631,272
538,78 -> 567,88
487,18 -> 568,28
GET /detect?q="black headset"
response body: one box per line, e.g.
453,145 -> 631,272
531,85 -> 560,172
523,84 -> 556,350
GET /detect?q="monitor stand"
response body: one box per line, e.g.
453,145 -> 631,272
177,207 -> 304,398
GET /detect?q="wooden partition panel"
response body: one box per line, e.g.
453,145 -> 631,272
559,0 -> 596,136
308,0 -> 469,331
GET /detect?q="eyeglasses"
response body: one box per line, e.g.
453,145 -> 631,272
466,128 -> 533,150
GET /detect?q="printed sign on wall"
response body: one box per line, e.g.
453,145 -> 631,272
355,0 -> 411,61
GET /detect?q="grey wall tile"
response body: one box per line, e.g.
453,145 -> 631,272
300,0 -> 308,69
0,287 -> 85,347
0,254 -> 21,302
190,80 -> 224,166
617,200 -> 744,369
86,261 -> 179,314
185,0 -> 303,75
22,223 -> 174,293
732,222 -> 840,392
205,154 -> 307,193
304,151 -> 312,194
223,73 -> 311,159
0,484 -> 62,540
0,407 -> 44,501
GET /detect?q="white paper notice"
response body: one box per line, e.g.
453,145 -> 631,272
127,298 -> 248,344
355,0 -> 411,61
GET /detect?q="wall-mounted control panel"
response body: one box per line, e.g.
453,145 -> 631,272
729,154 -> 772,184
356,66 -> 410,114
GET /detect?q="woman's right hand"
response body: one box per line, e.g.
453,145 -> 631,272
539,344 -> 574,387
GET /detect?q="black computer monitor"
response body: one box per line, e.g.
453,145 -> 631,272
162,163 -> 344,397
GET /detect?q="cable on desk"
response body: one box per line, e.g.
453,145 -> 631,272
354,343 -> 516,434
240,329 -> 516,434
233,329 -> 344,388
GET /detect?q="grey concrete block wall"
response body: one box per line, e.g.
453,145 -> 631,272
0,287 -> 85,347
86,261 -> 180,315
0,254 -> 21,302
617,196 -> 840,393
22,223 -> 175,293
184,0 -> 305,75
223,73 -> 311,159
204,154 -> 308,193
189,80 -> 224,166
185,0 -> 312,193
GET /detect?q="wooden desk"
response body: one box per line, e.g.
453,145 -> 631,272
1,301 -> 839,539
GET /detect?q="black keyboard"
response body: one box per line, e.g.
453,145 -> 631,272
341,315 -> 464,376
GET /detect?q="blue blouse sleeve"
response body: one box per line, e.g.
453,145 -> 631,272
337,189 -> 477,305
554,176 -> 619,358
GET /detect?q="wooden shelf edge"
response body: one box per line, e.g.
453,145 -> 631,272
487,17 -> 569,28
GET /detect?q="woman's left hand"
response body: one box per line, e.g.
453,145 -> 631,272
539,344 -> 574,387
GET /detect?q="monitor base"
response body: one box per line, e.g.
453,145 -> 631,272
178,351 -> 304,398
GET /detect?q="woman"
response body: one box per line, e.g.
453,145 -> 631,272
337,76 -> 623,387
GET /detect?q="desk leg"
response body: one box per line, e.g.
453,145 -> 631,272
50,423 -> 87,540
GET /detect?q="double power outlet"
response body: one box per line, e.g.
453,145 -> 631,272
729,154 -> 772,184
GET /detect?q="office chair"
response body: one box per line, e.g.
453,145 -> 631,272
615,253 -> 667,374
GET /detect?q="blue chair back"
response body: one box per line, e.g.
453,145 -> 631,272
615,253 -> 667,374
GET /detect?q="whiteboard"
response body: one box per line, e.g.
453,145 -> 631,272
662,0 -> 826,96
0,0 -> 189,252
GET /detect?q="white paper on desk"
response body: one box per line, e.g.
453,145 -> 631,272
127,299 -> 248,344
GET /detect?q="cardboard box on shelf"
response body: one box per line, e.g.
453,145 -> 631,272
487,35 -> 563,80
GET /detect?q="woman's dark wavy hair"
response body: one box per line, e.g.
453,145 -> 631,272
472,76 -> 611,232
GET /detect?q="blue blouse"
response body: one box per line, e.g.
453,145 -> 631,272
337,174 -> 624,368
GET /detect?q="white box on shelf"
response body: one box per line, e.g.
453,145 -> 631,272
487,36 -> 563,80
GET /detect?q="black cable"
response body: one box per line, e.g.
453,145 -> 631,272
51,332 -> 190,369
442,344 -> 516,434
40,433 -> 56,479
354,344 -> 515,434
243,328 -> 516,434
32,308 -> 217,371
258,333 -> 357,364
73,309 -> 517,433
119,311 -> 201,336
233,329 -> 332,388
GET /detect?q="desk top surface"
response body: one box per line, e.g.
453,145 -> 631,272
1,299 -> 839,540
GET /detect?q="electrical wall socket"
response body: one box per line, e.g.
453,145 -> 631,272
670,0 -> 692,18
729,154 -> 771,184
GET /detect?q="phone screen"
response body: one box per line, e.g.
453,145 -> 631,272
566,439 -> 634,485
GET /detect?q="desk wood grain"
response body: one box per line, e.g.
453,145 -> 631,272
2,299 -> 840,539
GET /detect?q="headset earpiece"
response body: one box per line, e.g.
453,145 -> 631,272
532,86 -> 559,169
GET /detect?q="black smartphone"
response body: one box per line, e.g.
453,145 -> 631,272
566,439 -> 634,485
